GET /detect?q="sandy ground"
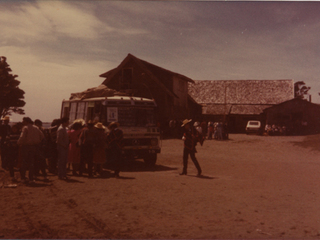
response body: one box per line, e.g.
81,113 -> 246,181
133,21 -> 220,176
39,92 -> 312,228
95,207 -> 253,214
1,134 -> 320,239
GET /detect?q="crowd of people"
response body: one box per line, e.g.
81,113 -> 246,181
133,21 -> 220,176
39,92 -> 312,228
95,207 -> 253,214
167,119 -> 229,140
264,120 -> 309,136
0,116 -> 124,184
0,115 -> 231,184
264,124 -> 289,136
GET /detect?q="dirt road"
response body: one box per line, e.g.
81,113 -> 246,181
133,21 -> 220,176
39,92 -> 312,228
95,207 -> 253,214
1,134 -> 320,239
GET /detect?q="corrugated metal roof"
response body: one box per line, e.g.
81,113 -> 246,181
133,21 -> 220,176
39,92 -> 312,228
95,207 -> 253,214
188,80 -> 294,105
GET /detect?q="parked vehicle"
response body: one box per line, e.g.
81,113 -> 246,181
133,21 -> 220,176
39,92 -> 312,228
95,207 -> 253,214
61,96 -> 161,165
245,120 -> 261,134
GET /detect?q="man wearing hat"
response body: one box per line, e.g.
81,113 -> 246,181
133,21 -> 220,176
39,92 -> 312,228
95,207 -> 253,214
180,119 -> 202,176
106,122 -> 123,178
0,116 -> 11,169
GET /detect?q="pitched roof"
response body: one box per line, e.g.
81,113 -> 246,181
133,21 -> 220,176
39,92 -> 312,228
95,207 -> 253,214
99,54 -> 194,98
188,80 -> 294,105
263,97 -> 320,112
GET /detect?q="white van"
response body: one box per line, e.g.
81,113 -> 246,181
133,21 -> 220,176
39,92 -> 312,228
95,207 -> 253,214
245,120 -> 261,134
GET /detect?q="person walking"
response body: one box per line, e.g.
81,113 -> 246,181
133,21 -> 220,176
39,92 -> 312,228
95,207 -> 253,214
180,119 -> 202,176
106,122 -> 123,178
18,117 -> 44,183
56,117 -> 70,180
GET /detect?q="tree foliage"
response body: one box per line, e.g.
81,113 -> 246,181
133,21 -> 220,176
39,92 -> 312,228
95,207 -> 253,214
294,81 -> 310,99
0,56 -> 25,118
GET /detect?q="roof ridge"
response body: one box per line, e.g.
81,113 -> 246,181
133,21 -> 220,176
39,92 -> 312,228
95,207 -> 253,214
129,53 -> 194,83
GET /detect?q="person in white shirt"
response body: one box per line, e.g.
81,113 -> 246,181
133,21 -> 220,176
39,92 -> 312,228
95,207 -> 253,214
56,117 -> 70,180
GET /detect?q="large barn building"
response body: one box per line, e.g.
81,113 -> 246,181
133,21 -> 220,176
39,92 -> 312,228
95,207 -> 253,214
96,54 -> 304,134
99,54 -> 201,125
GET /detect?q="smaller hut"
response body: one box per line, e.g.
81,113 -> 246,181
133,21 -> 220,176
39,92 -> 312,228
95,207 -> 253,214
263,98 -> 320,135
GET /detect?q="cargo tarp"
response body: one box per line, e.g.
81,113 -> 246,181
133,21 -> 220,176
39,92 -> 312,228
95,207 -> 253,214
69,84 -> 119,100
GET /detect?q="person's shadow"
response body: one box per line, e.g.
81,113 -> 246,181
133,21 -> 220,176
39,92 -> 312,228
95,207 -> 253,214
26,182 -> 53,187
191,174 -> 218,180
104,160 -> 177,173
64,178 -> 85,183
98,170 -> 135,179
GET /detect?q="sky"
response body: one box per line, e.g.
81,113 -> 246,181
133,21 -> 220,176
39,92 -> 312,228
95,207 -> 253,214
1,1 -> 320,123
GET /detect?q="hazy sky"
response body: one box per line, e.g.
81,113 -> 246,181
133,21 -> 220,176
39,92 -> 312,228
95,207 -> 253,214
1,1 -> 320,122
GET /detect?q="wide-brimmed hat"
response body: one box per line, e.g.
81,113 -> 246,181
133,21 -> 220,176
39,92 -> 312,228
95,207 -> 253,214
94,122 -> 106,129
73,119 -> 85,126
108,122 -> 120,129
181,119 -> 192,127
1,116 -> 10,121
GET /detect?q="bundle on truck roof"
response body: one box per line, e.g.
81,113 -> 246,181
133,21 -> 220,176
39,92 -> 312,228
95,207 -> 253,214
69,84 -> 129,100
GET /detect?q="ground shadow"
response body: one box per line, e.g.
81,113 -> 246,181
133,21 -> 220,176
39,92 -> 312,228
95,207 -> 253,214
72,170 -> 114,179
26,182 -> 53,187
95,170 -> 114,179
189,174 -> 218,180
115,176 -> 136,180
73,170 -> 136,180
63,178 -> 85,183
104,160 -> 178,173
35,178 -> 54,183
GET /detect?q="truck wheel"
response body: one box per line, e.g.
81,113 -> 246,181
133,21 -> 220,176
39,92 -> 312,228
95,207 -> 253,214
144,153 -> 157,166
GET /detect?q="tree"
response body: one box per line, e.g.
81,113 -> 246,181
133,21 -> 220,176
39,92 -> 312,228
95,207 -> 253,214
0,56 -> 25,118
294,81 -> 310,99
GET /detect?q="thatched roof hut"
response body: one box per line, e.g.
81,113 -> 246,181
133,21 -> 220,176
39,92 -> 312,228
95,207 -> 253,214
189,80 -> 294,115
189,79 -> 294,132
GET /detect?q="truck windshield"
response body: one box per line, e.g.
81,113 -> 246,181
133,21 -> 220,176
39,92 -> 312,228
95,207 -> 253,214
118,107 -> 156,127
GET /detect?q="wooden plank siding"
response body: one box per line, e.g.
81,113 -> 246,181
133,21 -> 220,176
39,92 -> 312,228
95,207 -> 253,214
99,54 -> 200,124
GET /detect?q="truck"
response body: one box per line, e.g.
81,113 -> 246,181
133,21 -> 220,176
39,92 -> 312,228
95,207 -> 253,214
60,95 -> 161,165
